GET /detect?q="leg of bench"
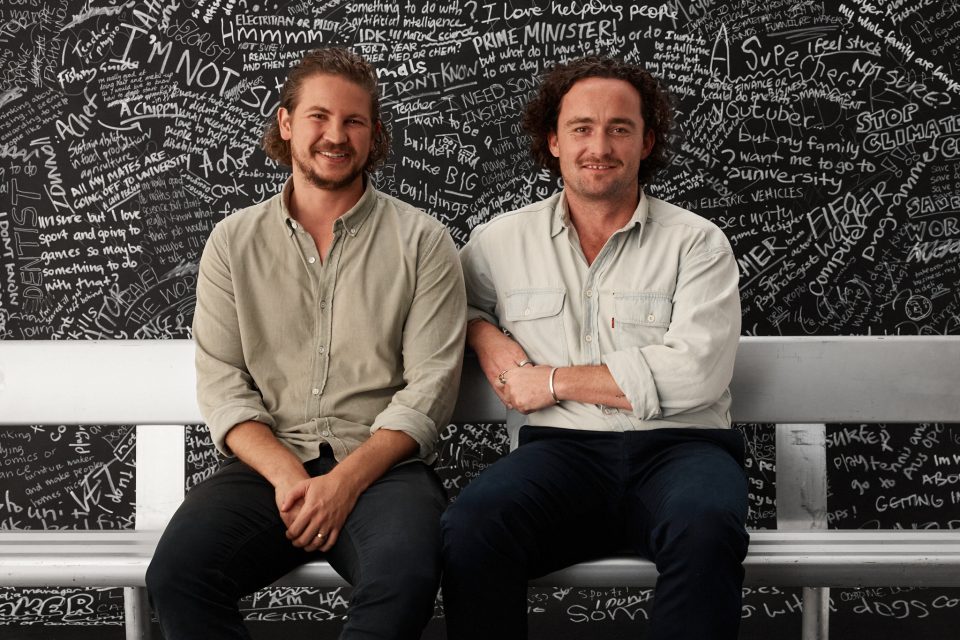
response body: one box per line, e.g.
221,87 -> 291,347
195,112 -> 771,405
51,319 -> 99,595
776,423 -> 829,639
802,586 -> 829,640
136,424 -> 186,528
775,423 -> 828,529
124,586 -> 151,640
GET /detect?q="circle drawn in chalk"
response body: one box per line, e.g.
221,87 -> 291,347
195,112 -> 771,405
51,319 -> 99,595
905,295 -> 932,321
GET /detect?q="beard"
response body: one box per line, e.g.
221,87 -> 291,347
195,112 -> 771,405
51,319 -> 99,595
567,160 -> 638,203
292,143 -> 366,191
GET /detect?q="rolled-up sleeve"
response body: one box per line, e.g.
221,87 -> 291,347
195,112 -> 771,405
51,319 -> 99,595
194,222 -> 275,456
604,244 -> 741,420
370,226 -> 467,463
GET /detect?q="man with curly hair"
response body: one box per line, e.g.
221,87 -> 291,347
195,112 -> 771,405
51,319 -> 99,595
147,47 -> 466,639
443,56 -> 746,640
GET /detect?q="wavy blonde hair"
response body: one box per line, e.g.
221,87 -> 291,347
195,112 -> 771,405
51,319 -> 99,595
261,47 -> 390,172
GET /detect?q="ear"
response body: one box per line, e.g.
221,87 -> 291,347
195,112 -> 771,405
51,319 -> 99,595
278,107 -> 292,141
547,130 -> 560,158
640,129 -> 655,160
371,120 -> 384,155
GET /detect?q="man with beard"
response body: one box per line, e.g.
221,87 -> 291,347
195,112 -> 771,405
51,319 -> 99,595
442,56 -> 747,640
147,48 -> 466,640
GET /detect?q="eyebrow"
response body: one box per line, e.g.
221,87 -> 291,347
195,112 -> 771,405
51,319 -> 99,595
303,105 -> 371,121
562,116 -> 638,127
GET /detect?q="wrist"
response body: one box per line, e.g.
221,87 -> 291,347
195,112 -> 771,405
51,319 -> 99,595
324,463 -> 366,500
548,367 -> 561,404
273,469 -> 309,492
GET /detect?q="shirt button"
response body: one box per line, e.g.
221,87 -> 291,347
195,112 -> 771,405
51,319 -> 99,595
602,407 -> 615,415
322,429 -> 331,437
320,300 -> 327,309
318,346 -> 326,354
308,257 -> 316,264
312,388 -> 320,395
584,335 -> 592,342
523,308 -> 531,316
647,313 -> 656,322
585,289 -> 593,298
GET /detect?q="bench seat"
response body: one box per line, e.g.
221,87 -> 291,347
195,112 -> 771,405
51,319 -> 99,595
4,530 -> 960,589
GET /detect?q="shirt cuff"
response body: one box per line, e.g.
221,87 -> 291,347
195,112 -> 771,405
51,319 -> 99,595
207,405 -> 277,457
371,405 -> 439,464
466,305 -> 498,326
603,349 -> 663,420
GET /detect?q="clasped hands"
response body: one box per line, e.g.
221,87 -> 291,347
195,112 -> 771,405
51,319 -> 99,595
469,319 -> 560,414
496,360 -> 559,414
275,473 -> 358,554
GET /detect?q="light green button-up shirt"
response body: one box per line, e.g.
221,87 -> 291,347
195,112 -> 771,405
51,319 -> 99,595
461,191 -> 740,433
194,179 -> 466,464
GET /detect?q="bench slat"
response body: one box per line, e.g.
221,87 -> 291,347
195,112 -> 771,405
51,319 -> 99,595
4,531 -> 960,588
730,336 -> 960,423
3,337 -> 959,425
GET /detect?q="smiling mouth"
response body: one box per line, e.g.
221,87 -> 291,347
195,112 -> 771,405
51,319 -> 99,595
318,150 -> 350,159
581,163 -> 618,170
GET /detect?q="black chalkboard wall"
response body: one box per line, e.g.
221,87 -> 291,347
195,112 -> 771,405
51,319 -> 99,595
2,0 -> 959,638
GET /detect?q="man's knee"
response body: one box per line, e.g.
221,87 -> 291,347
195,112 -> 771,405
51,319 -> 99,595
378,561 -> 439,594
656,504 -> 748,564
441,492 -> 480,539
144,556 -> 165,599
348,515 -> 443,592
440,482 -> 508,552
442,484 -> 545,579
353,554 -> 440,616
145,542 -> 191,605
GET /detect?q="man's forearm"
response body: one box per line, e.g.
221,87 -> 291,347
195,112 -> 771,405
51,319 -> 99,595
326,428 -> 419,497
467,318 -> 530,402
500,363 -> 634,414
467,318 -> 518,356
226,421 -> 418,495
225,421 -> 308,490
552,365 -> 633,410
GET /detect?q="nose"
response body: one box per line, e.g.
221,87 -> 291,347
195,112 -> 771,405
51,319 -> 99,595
587,130 -> 613,157
324,120 -> 348,145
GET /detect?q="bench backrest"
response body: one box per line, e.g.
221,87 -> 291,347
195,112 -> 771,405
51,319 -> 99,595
2,337 -> 959,529
2,337 -> 958,425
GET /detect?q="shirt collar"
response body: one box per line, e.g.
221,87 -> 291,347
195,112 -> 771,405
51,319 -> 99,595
550,193 -> 570,238
278,177 -> 377,238
627,191 -> 649,246
551,190 -> 650,243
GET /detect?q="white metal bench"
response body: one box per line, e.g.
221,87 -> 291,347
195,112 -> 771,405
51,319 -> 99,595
1,337 -> 959,640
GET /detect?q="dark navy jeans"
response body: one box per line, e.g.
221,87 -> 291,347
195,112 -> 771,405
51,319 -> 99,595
147,451 -> 446,640
441,426 -> 749,640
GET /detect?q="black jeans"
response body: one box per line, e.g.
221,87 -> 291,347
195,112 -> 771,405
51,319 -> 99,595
147,451 -> 446,640
441,426 -> 750,640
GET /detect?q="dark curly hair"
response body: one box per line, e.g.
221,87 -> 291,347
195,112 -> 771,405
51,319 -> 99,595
261,47 -> 390,172
522,56 -> 674,187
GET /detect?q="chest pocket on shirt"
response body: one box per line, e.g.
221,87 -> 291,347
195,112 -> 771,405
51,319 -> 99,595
613,292 -> 673,350
502,288 -> 567,363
